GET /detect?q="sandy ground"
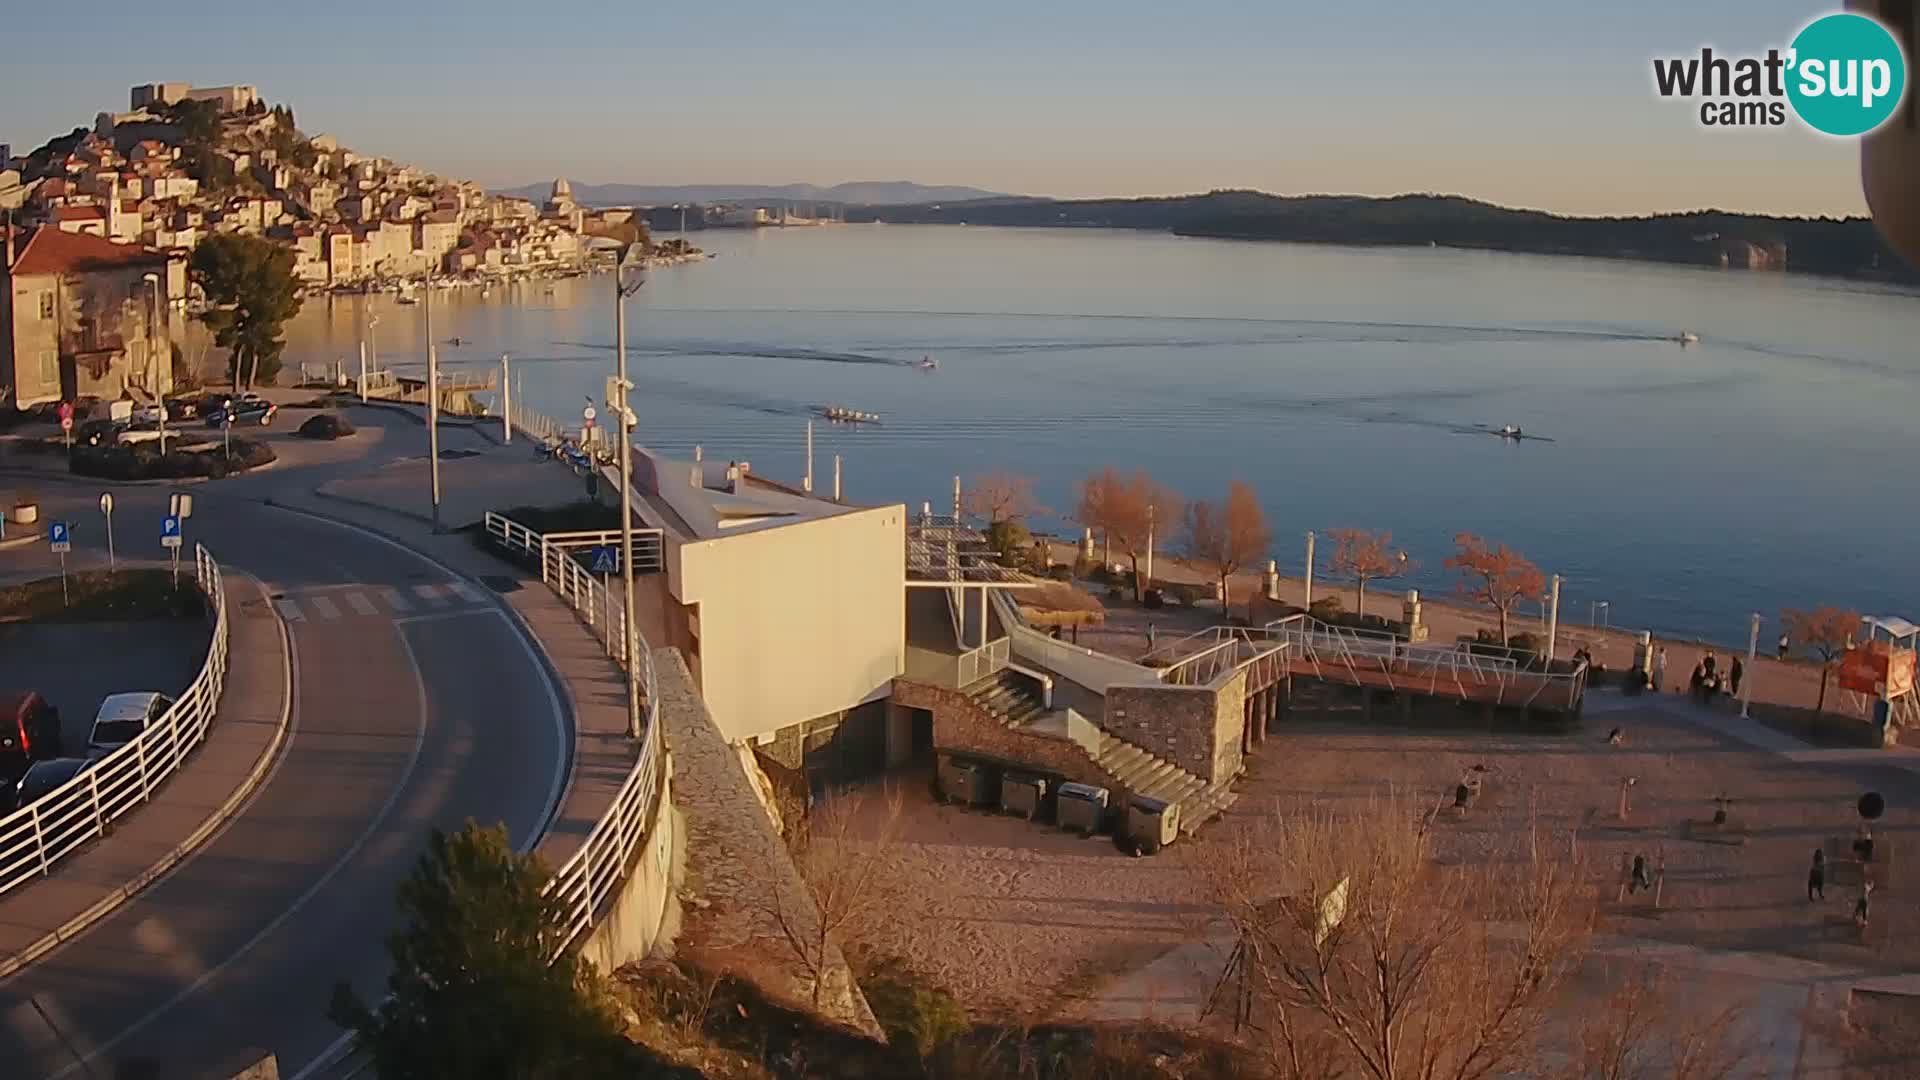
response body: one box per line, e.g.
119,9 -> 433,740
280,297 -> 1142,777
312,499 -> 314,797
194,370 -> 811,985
860,694 -> 1920,1032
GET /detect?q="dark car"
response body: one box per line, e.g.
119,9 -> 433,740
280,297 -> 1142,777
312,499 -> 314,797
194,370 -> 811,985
164,394 -> 206,421
4,757 -> 99,814
0,691 -> 63,785
206,394 -> 277,428
75,417 -> 126,446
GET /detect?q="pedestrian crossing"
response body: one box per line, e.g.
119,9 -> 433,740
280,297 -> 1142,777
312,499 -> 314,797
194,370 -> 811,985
272,582 -> 491,623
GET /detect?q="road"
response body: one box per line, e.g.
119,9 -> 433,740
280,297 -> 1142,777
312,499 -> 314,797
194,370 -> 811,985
0,481 -> 569,1078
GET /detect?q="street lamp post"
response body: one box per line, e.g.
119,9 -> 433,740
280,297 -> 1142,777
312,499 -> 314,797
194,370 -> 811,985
613,254 -> 645,739
424,289 -> 442,532
142,272 -> 168,450
1742,612 -> 1762,719
501,352 -> 512,444
1304,531 -> 1317,610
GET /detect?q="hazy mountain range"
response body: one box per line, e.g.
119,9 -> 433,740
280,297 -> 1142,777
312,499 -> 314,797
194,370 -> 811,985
500,180 -> 1014,207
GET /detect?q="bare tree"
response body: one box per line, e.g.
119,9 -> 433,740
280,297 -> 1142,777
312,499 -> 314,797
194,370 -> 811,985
1183,481 -> 1273,611
1447,533 -> 1546,644
1781,606 -> 1862,714
1559,959 -> 1751,1080
1329,528 -> 1410,618
962,470 -> 1043,525
1076,467 -> 1181,601
1205,792 -> 1593,1080
774,786 -> 907,1008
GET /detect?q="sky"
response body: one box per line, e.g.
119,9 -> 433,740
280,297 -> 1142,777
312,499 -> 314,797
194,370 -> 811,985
0,0 -> 1876,217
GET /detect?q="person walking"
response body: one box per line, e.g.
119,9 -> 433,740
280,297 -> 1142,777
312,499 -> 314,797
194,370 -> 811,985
1855,881 -> 1874,933
1729,655 -> 1745,699
1809,849 -> 1827,901
1146,622 -> 1157,654
1690,661 -> 1707,704
1703,651 -> 1718,681
1778,632 -> 1791,660
1653,647 -> 1668,693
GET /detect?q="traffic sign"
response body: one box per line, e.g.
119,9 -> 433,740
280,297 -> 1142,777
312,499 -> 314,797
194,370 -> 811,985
60,415 -> 73,433
582,405 -> 597,423
589,545 -> 620,574
161,515 -> 183,549
48,522 -> 71,553
99,493 -> 114,515
169,492 -> 193,519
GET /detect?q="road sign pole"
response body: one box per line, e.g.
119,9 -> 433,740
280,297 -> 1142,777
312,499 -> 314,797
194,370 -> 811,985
60,551 -> 68,607
105,512 -> 115,573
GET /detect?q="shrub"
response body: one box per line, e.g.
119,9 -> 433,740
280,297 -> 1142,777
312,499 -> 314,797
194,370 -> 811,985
297,413 -> 357,439
1308,595 -> 1345,622
853,951 -> 969,1065
69,438 -> 275,481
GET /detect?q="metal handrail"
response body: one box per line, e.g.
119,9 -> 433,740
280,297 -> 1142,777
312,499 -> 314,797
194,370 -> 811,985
1262,614 -> 1588,708
954,636 -> 1011,688
485,511 -> 665,954
0,545 -> 229,898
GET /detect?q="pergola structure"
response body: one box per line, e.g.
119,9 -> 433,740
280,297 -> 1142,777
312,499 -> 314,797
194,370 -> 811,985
906,509 -> 1037,649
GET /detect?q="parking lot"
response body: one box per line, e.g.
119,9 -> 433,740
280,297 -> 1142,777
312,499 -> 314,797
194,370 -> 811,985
0,621 -> 211,755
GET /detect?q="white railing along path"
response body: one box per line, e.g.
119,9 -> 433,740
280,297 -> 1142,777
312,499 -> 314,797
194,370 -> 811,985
0,545 -> 229,897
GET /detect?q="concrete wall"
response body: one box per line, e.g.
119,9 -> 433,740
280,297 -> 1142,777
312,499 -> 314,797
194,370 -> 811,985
677,505 -> 905,743
1105,668 -> 1247,785
992,591 -> 1156,693
576,762 -> 684,975
896,677 -> 1110,791
5,264 -> 172,405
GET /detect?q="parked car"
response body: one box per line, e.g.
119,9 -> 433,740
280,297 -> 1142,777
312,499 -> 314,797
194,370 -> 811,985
205,394 -> 277,428
76,417 -> 126,446
130,402 -> 169,425
86,692 -> 175,757
118,419 -> 187,447
4,757 -> 99,814
164,394 -> 206,421
0,691 -> 63,783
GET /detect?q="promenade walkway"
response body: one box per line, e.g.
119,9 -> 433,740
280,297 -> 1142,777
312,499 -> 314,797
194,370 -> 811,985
0,572 -> 289,979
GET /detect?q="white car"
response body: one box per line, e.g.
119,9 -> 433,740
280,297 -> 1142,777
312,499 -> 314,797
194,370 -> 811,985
86,692 -> 175,756
130,403 -> 170,425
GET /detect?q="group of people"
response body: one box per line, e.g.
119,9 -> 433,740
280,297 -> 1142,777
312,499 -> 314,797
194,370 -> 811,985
1808,830 -> 1878,933
1685,650 -> 1743,704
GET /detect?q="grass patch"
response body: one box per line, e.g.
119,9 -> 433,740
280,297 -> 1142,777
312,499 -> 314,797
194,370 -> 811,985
0,569 -> 208,622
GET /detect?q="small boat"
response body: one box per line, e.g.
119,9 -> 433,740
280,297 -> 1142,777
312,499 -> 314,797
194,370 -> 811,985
918,355 -> 938,371
1677,331 -> 1699,345
396,295 -> 419,306
446,337 -> 465,346
1497,425 -> 1524,439
816,405 -> 881,424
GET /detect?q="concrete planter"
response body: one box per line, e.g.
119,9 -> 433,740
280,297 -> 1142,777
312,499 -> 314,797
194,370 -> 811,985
9,503 -> 39,525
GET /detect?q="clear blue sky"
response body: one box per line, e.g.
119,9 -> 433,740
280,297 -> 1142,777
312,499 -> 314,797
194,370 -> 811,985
0,0 -> 1871,216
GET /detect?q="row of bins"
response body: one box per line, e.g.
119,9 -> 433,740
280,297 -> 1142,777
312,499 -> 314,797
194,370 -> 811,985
938,753 -> 1181,853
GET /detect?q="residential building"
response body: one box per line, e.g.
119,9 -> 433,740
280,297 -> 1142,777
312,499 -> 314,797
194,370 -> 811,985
52,205 -> 108,236
417,211 -> 460,266
2,227 -> 176,407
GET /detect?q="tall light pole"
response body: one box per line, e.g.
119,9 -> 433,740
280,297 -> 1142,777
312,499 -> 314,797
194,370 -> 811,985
612,252 -> 644,739
1304,531 -> 1317,611
1741,612 -> 1761,719
142,272 -> 168,449
1545,574 -> 1563,664
501,352 -> 512,444
424,289 -> 442,532
365,310 -> 379,401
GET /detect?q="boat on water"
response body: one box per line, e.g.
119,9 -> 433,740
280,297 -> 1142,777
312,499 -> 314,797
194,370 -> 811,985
1677,331 -> 1700,345
1497,425 -> 1524,439
396,295 -> 419,306
816,405 -> 881,424
918,355 -> 938,371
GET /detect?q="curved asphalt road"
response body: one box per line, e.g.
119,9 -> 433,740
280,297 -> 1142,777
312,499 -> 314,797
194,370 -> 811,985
0,484 -> 568,1078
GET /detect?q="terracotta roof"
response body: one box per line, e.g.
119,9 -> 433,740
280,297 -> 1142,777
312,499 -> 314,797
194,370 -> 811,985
51,205 -> 106,221
8,227 -> 168,275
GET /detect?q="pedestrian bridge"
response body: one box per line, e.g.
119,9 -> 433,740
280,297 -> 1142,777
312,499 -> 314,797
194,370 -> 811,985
1146,614 -> 1590,715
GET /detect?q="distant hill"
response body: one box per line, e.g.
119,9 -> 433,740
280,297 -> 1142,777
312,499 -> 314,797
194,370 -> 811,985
849,190 -> 1914,283
499,180 -> 1015,207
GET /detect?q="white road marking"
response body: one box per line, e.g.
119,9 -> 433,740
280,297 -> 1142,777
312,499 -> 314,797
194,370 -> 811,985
448,581 -> 487,604
344,592 -> 378,617
379,587 -> 410,612
411,584 -> 447,605
393,609 -> 499,626
273,599 -> 304,622
307,595 -> 340,620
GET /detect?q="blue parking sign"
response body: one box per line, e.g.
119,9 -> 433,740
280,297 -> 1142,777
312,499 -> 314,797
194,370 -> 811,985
161,515 -> 183,549
589,545 -> 619,574
48,522 -> 71,553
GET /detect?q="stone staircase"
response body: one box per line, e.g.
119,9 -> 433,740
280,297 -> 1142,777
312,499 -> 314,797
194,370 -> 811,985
963,671 -> 1238,836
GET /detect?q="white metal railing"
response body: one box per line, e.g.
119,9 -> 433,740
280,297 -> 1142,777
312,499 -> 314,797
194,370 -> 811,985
1263,614 -> 1589,709
484,511 -> 666,953
954,637 -> 1012,688
0,545 -> 229,898
543,528 -> 665,575
509,400 -> 564,444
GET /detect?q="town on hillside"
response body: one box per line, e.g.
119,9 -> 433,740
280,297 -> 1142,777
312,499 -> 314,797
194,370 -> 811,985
0,81 -> 700,410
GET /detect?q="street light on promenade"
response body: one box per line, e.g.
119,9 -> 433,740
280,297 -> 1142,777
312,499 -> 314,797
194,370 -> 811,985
142,272 -> 168,450
424,285 -> 442,532
612,251 -> 645,739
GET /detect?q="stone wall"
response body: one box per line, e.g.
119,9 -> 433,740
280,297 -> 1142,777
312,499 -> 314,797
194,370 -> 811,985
1104,669 -> 1247,785
894,678 -> 1109,791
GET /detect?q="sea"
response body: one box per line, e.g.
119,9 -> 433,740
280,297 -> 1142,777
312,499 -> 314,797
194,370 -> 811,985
280,224 -> 1920,645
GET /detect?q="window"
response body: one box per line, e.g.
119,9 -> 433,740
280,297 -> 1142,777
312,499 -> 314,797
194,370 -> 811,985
38,294 -> 54,321
39,351 -> 57,386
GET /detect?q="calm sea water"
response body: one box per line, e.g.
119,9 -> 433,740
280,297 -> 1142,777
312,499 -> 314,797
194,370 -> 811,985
283,225 -> 1920,644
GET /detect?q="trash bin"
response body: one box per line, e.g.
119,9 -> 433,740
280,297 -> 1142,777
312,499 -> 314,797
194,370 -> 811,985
938,754 -> 994,808
1056,782 -> 1110,835
1126,795 -> 1182,855
1001,771 -> 1048,820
